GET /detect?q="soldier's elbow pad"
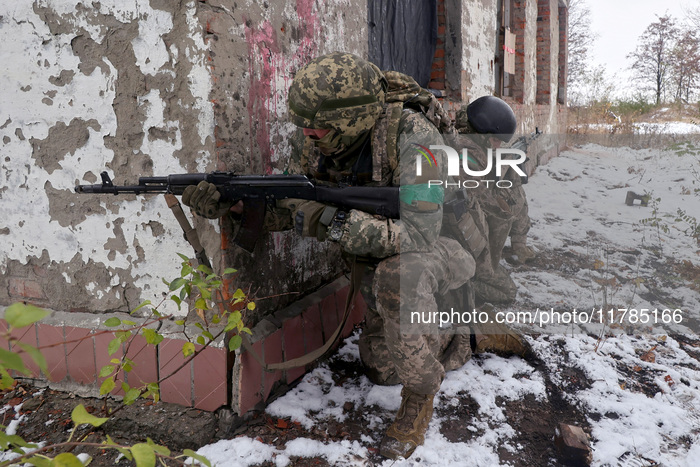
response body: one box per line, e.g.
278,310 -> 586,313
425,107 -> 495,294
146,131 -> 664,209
337,210 -> 400,258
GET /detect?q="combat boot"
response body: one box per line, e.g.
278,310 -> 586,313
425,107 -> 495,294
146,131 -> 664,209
379,387 -> 435,459
471,304 -> 533,358
509,241 -> 536,264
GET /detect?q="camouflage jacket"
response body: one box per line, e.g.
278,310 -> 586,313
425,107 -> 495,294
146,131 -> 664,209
264,107 -> 447,259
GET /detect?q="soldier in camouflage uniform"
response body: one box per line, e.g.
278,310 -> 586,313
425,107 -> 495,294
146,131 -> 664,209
184,52 -> 475,460
454,97 -> 535,305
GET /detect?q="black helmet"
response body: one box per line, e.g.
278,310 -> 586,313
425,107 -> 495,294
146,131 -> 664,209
466,96 -> 517,142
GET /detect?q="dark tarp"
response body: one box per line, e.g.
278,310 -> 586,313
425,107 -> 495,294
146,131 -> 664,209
368,0 -> 438,88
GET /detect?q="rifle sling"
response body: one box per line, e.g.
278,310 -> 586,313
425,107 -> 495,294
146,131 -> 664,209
241,259 -> 364,372
164,194 -> 211,269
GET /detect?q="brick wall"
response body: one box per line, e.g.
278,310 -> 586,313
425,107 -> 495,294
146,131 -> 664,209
429,0 -> 447,91
511,0 -> 528,103
1,279 -> 366,415
558,4 -> 568,105
536,0 -> 552,105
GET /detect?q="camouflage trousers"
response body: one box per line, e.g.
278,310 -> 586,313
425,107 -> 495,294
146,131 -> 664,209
357,237 -> 475,395
472,181 -> 530,304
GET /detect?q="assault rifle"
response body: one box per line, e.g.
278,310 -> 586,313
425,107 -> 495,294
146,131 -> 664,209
75,171 -> 400,252
504,127 -> 543,184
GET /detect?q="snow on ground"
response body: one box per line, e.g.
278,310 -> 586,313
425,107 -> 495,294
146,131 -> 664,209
194,140 -> 700,466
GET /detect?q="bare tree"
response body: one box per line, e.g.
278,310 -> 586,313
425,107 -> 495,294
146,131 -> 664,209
567,0 -> 598,96
628,14 -> 678,105
669,27 -> 700,102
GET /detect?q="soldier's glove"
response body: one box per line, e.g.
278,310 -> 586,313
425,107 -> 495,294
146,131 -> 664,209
182,181 -> 234,219
277,199 -> 337,241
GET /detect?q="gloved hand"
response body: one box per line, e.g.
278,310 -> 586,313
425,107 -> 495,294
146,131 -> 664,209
182,181 -> 234,219
276,199 -> 336,241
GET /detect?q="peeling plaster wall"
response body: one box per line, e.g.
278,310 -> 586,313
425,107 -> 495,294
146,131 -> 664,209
202,0 -> 368,318
461,0 -> 498,101
1,0 -> 369,322
0,1 -> 214,315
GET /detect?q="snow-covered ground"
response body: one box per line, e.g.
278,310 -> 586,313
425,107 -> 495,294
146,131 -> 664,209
193,141 -> 700,466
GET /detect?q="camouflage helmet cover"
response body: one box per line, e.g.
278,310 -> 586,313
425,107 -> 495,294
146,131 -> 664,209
465,96 -> 517,142
288,52 -> 387,137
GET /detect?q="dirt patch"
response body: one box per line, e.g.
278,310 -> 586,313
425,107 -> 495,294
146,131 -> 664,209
0,383 -> 218,466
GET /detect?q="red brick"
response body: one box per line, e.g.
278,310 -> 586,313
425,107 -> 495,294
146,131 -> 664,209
429,81 -> 445,90
193,345 -> 227,411
94,332 -> 125,397
9,324 -> 39,378
263,330 -> 283,401
0,320 -> 9,352
158,338 -> 193,407
239,340 -> 263,414
36,324 -> 67,382
282,315 -> 305,383
320,295 -> 339,345
8,278 -> 44,300
124,334 -> 158,388
301,304 -> 324,353
65,326 -> 96,385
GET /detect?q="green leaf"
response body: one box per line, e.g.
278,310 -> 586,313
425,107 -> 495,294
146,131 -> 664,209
122,320 -> 137,326
99,377 -> 115,396
98,365 -> 115,378
170,296 -> 182,309
196,264 -> 213,275
142,329 -> 164,346
0,367 -> 15,390
169,277 -> 187,292
182,449 -> 212,467
124,388 -> 141,405
202,331 -> 214,341
16,343 -> 48,376
71,404 -> 109,427
107,338 -> 122,356
232,288 -> 246,300
51,453 -> 85,467
182,342 -> 195,357
130,300 -> 152,315
146,438 -> 170,457
247,302 -> 256,311
104,317 -> 121,327
196,336 -> 205,345
0,430 -> 38,450
0,347 -> 29,375
228,335 -> 242,351
195,298 -> 208,310
24,456 -> 52,467
198,287 -> 212,301
223,268 -> 237,275
5,303 -> 49,329
177,252 -> 190,262
175,319 -> 186,326
104,435 -> 133,461
122,358 -> 133,373
131,443 -> 156,467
